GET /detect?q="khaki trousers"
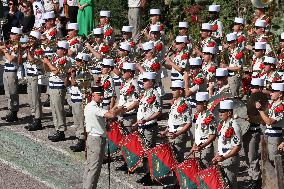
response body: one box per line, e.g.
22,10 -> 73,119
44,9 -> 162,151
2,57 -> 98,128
221,155 -> 240,189
228,75 -> 241,97
170,133 -> 187,163
266,135 -> 282,164
3,71 -> 19,111
83,135 -> 106,189
49,88 -> 66,131
200,145 -> 214,168
27,76 -> 42,119
128,7 -> 141,39
71,101 -> 84,139
243,131 -> 261,180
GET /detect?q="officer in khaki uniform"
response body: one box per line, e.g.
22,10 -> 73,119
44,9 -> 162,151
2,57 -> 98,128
25,31 -> 44,131
256,83 -> 284,165
191,92 -> 216,167
0,27 -> 22,122
222,33 -> 244,97
244,78 -> 265,189
83,86 -> 125,189
43,41 -> 72,142
212,100 -> 242,189
133,72 -> 162,185
69,53 -> 90,152
160,80 -> 192,163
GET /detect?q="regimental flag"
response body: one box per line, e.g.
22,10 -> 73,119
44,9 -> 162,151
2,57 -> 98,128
106,121 -> 124,155
120,132 -> 146,172
196,166 -> 229,189
175,158 -> 201,189
147,143 -> 177,181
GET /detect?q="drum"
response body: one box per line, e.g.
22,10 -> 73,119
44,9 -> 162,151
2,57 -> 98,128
175,158 -> 201,189
105,121 -> 124,156
147,143 -> 177,181
120,132 -> 146,172
196,165 -> 230,189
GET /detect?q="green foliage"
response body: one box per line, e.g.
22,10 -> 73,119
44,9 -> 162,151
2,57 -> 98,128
93,0 -> 128,30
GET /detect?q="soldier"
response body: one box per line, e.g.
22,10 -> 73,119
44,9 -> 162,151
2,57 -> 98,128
143,8 -> 165,39
133,72 -> 162,185
178,21 -> 193,53
43,41 -> 72,142
212,100 -> 242,189
83,86 -> 125,189
86,28 -> 110,81
68,53 -> 90,152
222,33 -> 244,98
112,42 -> 131,98
99,10 -> 114,45
256,83 -> 284,166
202,46 -> 217,97
117,63 -> 139,132
214,68 -> 231,95
259,56 -> 282,94
136,41 -> 163,96
232,17 -> 246,50
208,4 -> 223,44
66,23 -> 82,58
24,31 -> 44,130
115,63 -> 140,172
148,25 -> 165,60
193,23 -> 216,57
164,36 -> 189,84
100,58 -> 116,110
116,26 -> 135,58
244,78 -> 265,189
251,42 -> 266,77
184,57 -> 207,105
191,92 -> 216,167
278,32 -> 284,72
160,80 -> 192,163
41,11 -> 62,107
254,6 -> 271,27
42,11 -> 62,43
0,27 -> 22,122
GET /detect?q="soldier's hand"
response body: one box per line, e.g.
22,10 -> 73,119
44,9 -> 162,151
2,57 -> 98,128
246,45 -> 253,51
137,119 -> 146,125
278,142 -> 284,151
212,154 -> 225,164
159,131 -> 167,138
192,145 -> 201,152
85,42 -> 91,49
255,102 -> 262,110
43,57 -> 49,64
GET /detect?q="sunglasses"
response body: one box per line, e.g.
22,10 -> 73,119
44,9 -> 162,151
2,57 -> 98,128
142,79 -> 150,82
218,109 -> 230,113
9,3 -> 14,5
254,49 -> 264,52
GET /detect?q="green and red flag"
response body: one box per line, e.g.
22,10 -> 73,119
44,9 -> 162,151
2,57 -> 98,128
196,166 -> 229,189
120,132 -> 146,172
175,158 -> 201,189
147,143 -> 177,181
106,121 -> 124,155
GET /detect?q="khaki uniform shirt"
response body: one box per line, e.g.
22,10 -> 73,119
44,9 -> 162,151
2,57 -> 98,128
168,97 -> 191,133
217,118 -> 242,156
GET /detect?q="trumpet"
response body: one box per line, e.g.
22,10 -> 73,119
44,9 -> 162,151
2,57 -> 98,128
161,45 -> 176,65
135,23 -> 150,43
80,32 -> 95,53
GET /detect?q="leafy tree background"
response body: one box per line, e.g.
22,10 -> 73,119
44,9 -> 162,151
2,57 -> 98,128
93,0 -> 283,42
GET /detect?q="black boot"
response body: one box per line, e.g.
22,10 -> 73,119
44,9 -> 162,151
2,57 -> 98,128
246,179 -> 262,189
65,106 -> 73,117
25,119 -> 42,131
136,173 -> 155,186
115,163 -> 128,172
70,139 -> 85,152
48,130 -> 65,142
42,96 -> 50,107
5,111 -> 18,122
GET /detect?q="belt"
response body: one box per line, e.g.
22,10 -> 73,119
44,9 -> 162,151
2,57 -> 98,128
49,86 -> 65,89
139,122 -> 157,130
123,113 -> 137,117
4,69 -> 17,72
71,99 -> 82,103
249,123 -> 261,132
27,73 -> 38,76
